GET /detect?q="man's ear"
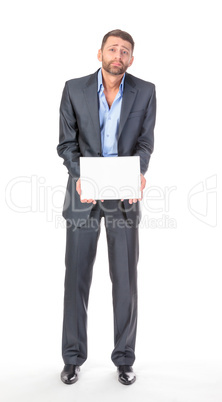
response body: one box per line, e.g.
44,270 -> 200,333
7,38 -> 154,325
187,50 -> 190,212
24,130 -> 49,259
128,56 -> 134,67
97,49 -> 102,62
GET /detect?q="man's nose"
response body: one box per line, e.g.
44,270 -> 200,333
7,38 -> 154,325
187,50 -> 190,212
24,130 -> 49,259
114,50 -> 122,59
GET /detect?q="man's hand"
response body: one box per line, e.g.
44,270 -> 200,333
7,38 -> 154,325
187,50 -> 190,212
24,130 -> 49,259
128,173 -> 146,204
76,178 -> 97,205
76,174 -> 146,205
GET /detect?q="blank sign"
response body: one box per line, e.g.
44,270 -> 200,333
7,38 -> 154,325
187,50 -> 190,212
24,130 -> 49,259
80,156 -> 141,200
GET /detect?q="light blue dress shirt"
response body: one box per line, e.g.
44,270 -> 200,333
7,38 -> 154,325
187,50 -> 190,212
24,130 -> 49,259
97,68 -> 125,157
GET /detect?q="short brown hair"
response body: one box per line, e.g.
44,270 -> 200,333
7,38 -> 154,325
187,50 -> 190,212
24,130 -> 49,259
101,29 -> 135,53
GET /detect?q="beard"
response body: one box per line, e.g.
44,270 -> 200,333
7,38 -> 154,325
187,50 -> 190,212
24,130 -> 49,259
102,59 -> 128,76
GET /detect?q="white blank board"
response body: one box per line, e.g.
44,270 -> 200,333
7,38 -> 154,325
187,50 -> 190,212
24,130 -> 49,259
80,156 -> 141,200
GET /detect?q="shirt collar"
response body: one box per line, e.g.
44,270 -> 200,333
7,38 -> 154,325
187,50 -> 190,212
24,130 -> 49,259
97,68 -> 125,95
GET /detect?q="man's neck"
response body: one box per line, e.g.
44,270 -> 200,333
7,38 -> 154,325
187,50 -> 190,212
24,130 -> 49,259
101,68 -> 124,92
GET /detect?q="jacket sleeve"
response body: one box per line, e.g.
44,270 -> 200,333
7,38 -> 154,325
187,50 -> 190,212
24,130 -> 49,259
133,85 -> 156,175
57,81 -> 81,180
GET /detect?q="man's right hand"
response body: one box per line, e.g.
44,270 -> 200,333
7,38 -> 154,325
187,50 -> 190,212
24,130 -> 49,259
76,178 -> 97,204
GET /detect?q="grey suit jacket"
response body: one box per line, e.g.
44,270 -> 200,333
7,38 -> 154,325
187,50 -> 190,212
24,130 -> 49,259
57,70 -> 156,225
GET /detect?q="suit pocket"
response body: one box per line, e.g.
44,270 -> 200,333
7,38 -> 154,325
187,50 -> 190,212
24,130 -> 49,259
128,109 -> 145,119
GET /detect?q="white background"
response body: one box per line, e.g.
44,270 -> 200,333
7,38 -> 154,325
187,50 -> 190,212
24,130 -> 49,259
1,0 -> 222,401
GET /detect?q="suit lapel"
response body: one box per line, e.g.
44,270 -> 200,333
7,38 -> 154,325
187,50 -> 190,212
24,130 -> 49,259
83,72 -> 101,148
118,74 -> 138,139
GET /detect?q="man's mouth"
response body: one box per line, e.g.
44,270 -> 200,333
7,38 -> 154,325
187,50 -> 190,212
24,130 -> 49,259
111,62 -> 123,67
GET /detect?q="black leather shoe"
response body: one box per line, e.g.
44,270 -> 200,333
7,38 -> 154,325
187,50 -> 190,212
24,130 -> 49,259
61,364 -> 80,384
118,365 -> 136,385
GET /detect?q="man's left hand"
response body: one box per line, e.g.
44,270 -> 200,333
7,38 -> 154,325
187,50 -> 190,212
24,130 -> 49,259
128,173 -> 146,204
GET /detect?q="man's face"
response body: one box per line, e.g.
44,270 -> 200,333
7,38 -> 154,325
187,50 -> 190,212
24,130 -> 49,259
97,36 -> 134,76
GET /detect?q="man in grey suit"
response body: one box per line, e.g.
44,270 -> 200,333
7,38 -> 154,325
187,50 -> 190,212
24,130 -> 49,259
57,29 -> 156,385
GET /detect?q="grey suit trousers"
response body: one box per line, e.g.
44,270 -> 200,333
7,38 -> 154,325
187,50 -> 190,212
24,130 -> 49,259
62,200 -> 139,367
